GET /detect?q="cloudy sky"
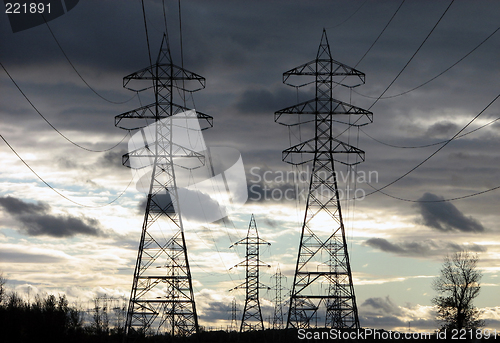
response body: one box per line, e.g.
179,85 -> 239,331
1,0 -> 499,333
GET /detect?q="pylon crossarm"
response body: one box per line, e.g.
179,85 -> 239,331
122,67 -> 156,91
123,63 -> 205,92
282,138 -> 365,165
282,59 -> 365,86
274,99 -> 372,125
122,141 -> 206,170
115,103 -> 212,130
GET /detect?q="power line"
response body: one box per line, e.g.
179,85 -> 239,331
360,116 -> 500,149
354,26 -> 500,100
354,0 -> 406,68
332,0 -> 456,152
162,0 -> 171,50
42,16 -> 136,105
364,178 -> 500,203
140,0 -> 153,67
340,1 -> 499,202
325,0 -> 406,95
178,0 -> 186,106
346,163 -> 500,203
0,61 -> 129,153
325,0 -> 368,30
363,92 -> 500,198
0,134 -> 133,208
367,0 -> 455,111
329,0 -> 499,204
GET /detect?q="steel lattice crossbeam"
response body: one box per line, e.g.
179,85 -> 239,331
117,34 -> 212,338
275,29 -> 373,330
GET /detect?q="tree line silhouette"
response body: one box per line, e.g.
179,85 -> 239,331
0,287 -> 128,342
0,251 -> 492,342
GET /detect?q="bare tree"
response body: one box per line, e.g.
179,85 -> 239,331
432,251 -> 484,331
0,273 -> 6,305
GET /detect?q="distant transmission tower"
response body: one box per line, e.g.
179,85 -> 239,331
229,214 -> 271,332
116,34 -> 212,337
230,298 -> 240,331
275,29 -> 373,329
271,265 -> 286,330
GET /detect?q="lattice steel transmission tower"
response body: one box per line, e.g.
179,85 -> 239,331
230,298 -> 240,331
229,214 -> 271,332
275,29 -> 373,329
116,34 -> 212,337
271,265 -> 286,330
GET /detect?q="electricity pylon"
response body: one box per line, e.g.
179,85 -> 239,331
230,298 -> 240,331
275,29 -> 373,329
271,265 -> 286,330
116,34 -> 212,337
229,214 -> 270,332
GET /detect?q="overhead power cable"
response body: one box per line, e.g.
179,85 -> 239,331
162,0 -> 170,43
178,0 -> 186,106
42,16 -> 136,105
354,0 -> 406,68
364,177 -> 500,203
360,116 -> 500,149
326,0 -> 406,93
367,0 -> 455,111
0,61 -> 129,153
140,0 -> 153,67
323,2 -> 498,205
363,92 -> 500,198
325,0 -> 368,30
332,0 -> 454,145
0,134 -> 133,208
355,26 -> 500,100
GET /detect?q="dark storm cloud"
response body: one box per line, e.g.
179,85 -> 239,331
0,196 -> 104,237
263,218 -> 278,229
246,166 -> 309,203
416,192 -> 485,232
0,249 -> 64,264
362,296 -> 402,316
364,238 -> 486,256
247,180 -> 299,204
359,296 -> 437,330
137,193 -> 171,214
57,156 -> 80,170
201,301 -> 231,321
137,189 -> 226,223
235,87 -> 299,115
359,296 -> 406,329
97,149 -> 128,170
426,121 -> 459,138
364,238 -> 406,254
0,0 -> 148,71
0,195 -> 50,215
446,242 -> 486,253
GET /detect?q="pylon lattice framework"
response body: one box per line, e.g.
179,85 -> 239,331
116,34 -> 213,337
275,29 -> 373,329
229,214 -> 270,332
